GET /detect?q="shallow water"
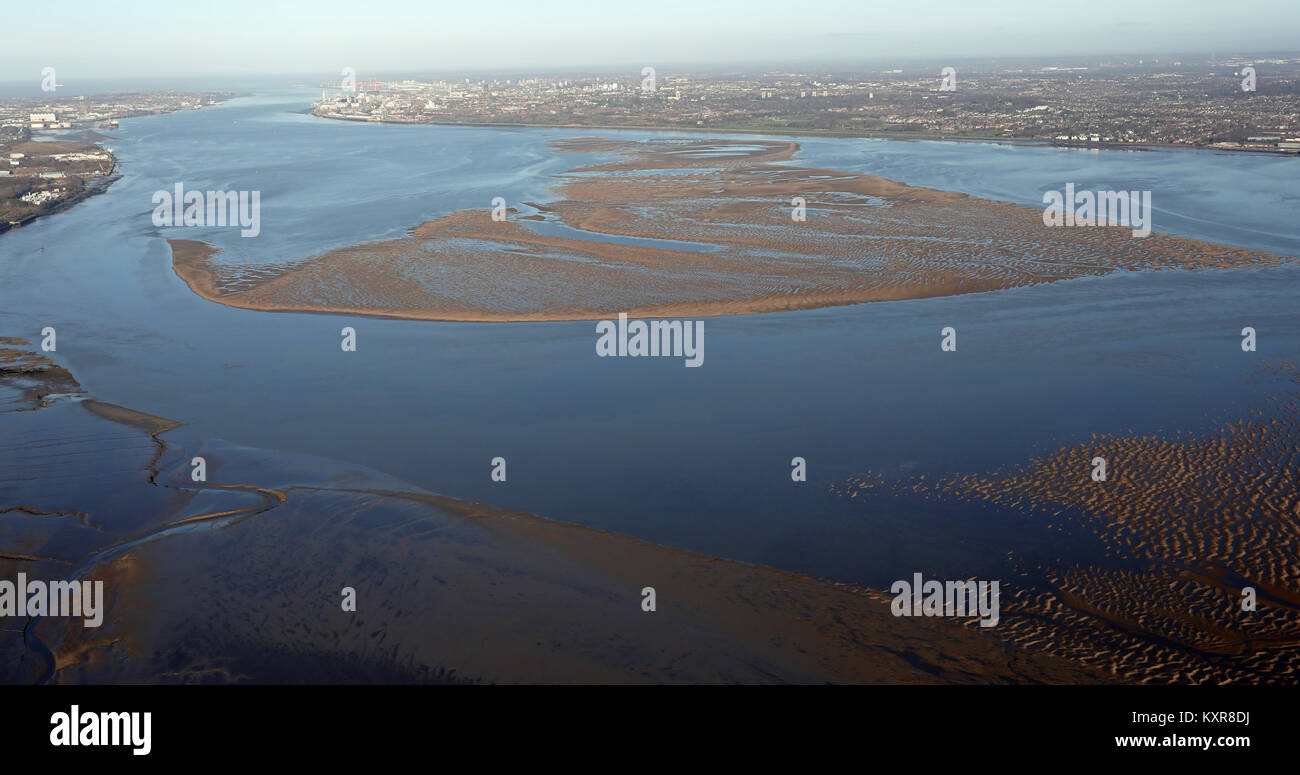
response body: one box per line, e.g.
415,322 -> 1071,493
2,87 -> 1297,589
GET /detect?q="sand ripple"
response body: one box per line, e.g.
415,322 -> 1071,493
834,362 -> 1300,684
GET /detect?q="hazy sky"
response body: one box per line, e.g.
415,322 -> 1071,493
6,0 -> 1299,79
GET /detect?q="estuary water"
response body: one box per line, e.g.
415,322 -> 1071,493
2,88 -> 1297,588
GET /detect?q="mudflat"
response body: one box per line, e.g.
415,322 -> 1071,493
0,340 -> 1106,684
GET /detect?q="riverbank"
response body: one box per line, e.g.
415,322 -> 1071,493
310,108 -> 1300,157
1,92 -> 238,234
0,139 -> 119,231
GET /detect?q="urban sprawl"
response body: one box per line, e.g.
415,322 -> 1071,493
313,56 -> 1300,153
0,92 -> 234,230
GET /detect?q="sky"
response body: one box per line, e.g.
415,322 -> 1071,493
5,0 -> 1300,81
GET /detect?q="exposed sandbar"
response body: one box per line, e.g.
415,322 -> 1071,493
169,138 -> 1292,322
834,361 -> 1300,684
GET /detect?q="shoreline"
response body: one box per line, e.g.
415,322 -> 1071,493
1,146 -> 120,234
309,109 -> 1300,158
3,171 -> 122,233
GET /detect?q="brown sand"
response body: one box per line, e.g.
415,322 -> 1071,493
168,137 -> 1292,322
0,338 -> 81,400
82,400 -> 182,436
833,361 -> 1300,684
44,484 -> 1118,685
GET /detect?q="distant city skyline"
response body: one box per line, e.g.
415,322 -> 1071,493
5,0 -> 1300,80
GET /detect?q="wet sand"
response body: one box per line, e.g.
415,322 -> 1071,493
169,137 -> 1291,322
0,340 -> 1106,684
834,361 -> 1300,684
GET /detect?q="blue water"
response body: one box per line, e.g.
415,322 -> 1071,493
2,87 -> 1297,587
